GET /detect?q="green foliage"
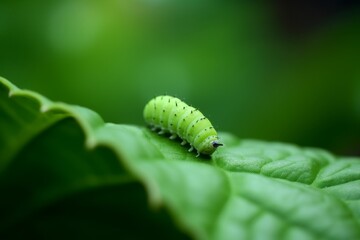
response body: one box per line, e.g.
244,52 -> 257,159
1,77 -> 359,240
1,1 -> 359,155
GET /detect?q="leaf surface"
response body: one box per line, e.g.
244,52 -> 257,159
0,77 -> 359,240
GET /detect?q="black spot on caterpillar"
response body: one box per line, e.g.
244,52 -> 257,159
143,95 -> 223,156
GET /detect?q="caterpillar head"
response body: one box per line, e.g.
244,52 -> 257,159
212,140 -> 223,148
198,138 -> 223,155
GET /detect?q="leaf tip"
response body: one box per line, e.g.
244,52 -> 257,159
8,90 -> 15,97
40,104 -> 50,113
86,137 -> 97,149
144,178 -> 164,209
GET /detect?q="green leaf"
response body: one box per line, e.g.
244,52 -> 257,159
0,77 -> 359,240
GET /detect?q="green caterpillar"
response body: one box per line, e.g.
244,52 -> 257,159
143,95 -> 223,156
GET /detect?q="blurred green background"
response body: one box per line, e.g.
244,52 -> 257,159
1,0 -> 359,155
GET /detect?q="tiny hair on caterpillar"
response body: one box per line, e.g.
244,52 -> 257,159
143,95 -> 223,157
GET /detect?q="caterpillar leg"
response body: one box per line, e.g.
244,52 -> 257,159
169,134 -> 177,140
181,140 -> 187,145
158,129 -> 166,135
196,152 -> 200,157
188,146 -> 194,152
151,126 -> 157,131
